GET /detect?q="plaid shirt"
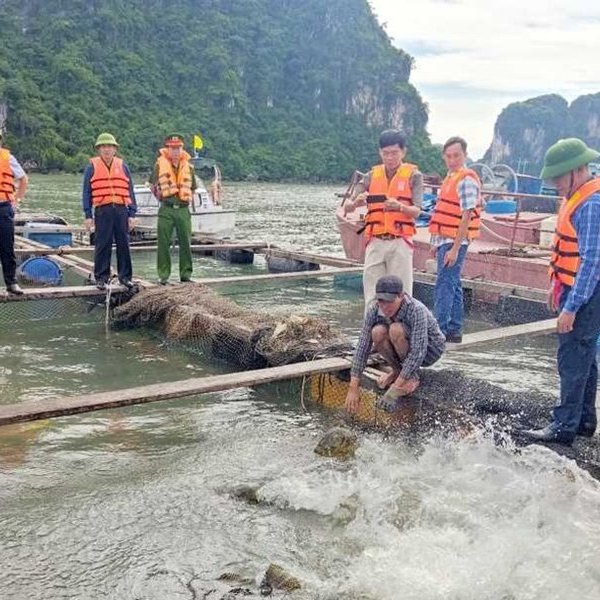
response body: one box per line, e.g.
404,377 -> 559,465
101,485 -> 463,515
430,174 -> 480,247
351,295 -> 446,380
564,192 -> 600,313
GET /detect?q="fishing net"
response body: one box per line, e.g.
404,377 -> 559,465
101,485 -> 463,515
306,366 -> 557,433
112,283 -> 352,368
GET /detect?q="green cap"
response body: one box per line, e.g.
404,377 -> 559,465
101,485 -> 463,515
95,132 -> 119,147
540,138 -> 599,179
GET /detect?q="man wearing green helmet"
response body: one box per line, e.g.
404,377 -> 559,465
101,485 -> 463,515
522,138 -> 600,445
82,132 -> 137,290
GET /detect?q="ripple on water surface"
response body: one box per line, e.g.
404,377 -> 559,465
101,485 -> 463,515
1,391 -> 600,599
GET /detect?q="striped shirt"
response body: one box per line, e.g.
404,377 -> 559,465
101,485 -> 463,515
564,192 -> 600,313
431,175 -> 479,247
351,295 -> 446,380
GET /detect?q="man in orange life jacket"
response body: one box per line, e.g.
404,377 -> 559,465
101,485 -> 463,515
344,130 -> 423,305
522,139 -> 600,445
82,133 -> 136,290
0,131 -> 28,295
428,136 -> 481,343
150,134 -> 196,284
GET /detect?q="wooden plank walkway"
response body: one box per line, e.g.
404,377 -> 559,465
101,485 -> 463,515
15,236 -> 155,289
0,357 -> 351,425
0,285 -> 126,303
0,267 -> 364,302
192,266 -> 363,286
14,242 -> 269,256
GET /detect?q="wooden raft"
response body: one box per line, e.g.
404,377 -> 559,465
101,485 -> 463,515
0,318 -> 557,425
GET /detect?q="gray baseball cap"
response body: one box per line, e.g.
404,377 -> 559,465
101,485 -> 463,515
375,275 -> 404,301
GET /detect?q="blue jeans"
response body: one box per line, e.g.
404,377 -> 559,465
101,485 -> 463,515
551,281 -> 600,437
433,243 -> 468,336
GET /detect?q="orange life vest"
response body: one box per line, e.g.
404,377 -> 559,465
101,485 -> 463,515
428,168 -> 481,240
156,148 -> 193,202
0,148 -> 16,202
89,156 -> 131,207
363,163 -> 417,240
549,178 -> 600,286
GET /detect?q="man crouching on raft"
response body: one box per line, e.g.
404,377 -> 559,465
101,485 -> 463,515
345,275 -> 446,413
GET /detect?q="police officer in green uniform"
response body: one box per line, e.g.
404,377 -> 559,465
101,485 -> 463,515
150,134 -> 196,284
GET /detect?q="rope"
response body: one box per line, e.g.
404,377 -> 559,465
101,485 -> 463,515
479,220 -> 551,251
105,275 -> 118,333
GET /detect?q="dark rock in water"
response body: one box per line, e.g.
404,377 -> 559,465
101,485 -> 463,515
230,484 -> 262,505
260,564 -> 301,593
266,256 -> 319,273
314,426 -> 358,459
220,586 -> 254,599
331,492 -> 360,525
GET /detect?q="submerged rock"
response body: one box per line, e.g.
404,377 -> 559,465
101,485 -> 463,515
314,427 -> 358,459
259,563 -> 301,595
331,493 -> 360,525
230,484 -> 262,505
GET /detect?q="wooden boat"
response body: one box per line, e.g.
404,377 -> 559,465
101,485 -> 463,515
134,158 -> 235,236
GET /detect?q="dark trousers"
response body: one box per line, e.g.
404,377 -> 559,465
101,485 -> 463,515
552,281 -> 600,436
0,202 -> 17,285
93,204 -> 132,283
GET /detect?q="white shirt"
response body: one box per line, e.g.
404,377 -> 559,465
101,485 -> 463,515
8,154 -> 25,180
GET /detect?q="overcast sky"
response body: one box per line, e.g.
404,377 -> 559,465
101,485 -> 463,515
369,0 -> 600,159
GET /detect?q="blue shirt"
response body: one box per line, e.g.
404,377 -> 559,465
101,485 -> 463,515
82,161 -> 137,219
564,192 -> 600,313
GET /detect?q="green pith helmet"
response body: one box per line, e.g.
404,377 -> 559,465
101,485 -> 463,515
540,138 -> 600,179
95,132 -> 119,147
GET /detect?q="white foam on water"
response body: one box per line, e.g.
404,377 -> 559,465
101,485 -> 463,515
257,429 -> 600,600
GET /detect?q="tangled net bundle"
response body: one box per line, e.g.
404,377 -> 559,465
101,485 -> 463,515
112,283 -> 351,368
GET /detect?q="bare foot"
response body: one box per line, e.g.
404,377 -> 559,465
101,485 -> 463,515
377,369 -> 399,389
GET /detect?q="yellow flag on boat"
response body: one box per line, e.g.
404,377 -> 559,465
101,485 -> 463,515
193,134 -> 203,151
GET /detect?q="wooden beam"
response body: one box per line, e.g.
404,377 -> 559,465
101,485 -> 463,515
413,271 -> 547,303
0,267 -> 364,301
0,357 -> 351,425
192,266 -> 363,285
16,236 -> 155,288
14,242 -> 270,256
15,225 -> 87,234
15,238 -> 92,279
0,285 -> 127,303
452,318 -> 557,349
191,235 -> 361,268
257,247 -> 360,269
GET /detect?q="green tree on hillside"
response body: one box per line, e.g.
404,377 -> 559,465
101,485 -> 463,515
0,0 -> 440,180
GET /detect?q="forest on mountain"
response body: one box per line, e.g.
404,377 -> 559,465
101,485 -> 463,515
0,0 -> 443,180
485,93 -> 600,175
